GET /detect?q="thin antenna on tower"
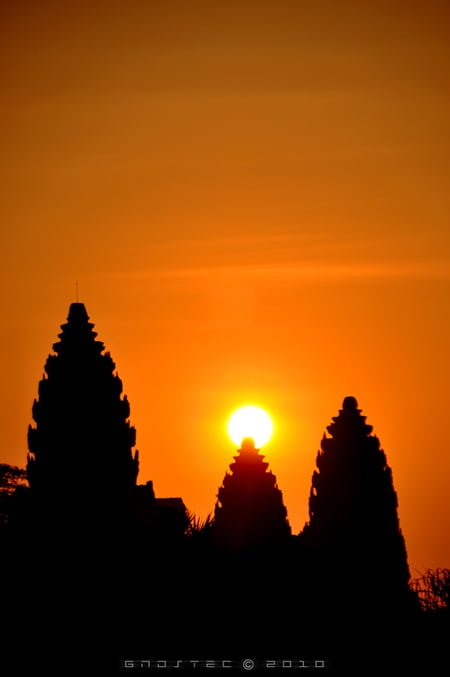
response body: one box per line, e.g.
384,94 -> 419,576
75,281 -> 79,302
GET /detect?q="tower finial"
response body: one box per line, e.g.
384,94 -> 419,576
343,395 -> 358,411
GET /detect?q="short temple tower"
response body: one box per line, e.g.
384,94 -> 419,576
213,437 -> 291,549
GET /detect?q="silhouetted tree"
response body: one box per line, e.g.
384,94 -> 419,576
185,511 -> 213,539
27,303 -> 139,523
411,569 -> 450,615
0,464 -> 27,495
0,464 -> 28,527
213,437 -> 290,549
301,396 -> 410,607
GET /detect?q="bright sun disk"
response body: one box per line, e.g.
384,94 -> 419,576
228,405 -> 273,448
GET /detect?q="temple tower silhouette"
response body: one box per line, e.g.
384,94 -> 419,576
302,396 -> 410,601
213,437 -> 290,549
27,303 -> 139,519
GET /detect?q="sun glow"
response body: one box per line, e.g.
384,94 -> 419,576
228,405 -> 273,448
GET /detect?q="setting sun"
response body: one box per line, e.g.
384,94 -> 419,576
228,405 -> 273,448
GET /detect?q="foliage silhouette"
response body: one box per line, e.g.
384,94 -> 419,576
0,464 -> 27,495
411,568 -> 450,614
185,510 -> 213,539
0,463 -> 27,528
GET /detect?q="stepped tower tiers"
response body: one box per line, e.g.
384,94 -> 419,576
214,437 -> 291,549
303,396 -> 410,592
27,303 -> 139,511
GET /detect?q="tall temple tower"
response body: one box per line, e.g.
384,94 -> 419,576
302,396 -> 410,596
214,437 -> 290,549
27,303 -> 139,516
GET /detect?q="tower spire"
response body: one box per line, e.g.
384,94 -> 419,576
301,395 -> 410,604
27,302 -> 139,521
213,439 -> 290,549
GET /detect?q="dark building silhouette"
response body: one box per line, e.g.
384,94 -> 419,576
5,302 -> 443,673
213,437 -> 291,549
301,396 -> 410,606
132,480 -> 189,542
25,301 -> 188,538
27,303 -> 139,521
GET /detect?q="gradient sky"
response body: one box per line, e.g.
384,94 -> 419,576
1,1 -> 449,571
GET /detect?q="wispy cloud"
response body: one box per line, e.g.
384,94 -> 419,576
114,260 -> 450,283
96,230 -> 449,285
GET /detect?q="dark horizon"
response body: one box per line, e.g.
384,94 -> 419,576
1,297 -> 447,675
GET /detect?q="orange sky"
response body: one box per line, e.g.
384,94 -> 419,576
1,1 -> 449,571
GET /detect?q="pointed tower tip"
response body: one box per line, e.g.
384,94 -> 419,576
342,395 -> 358,411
